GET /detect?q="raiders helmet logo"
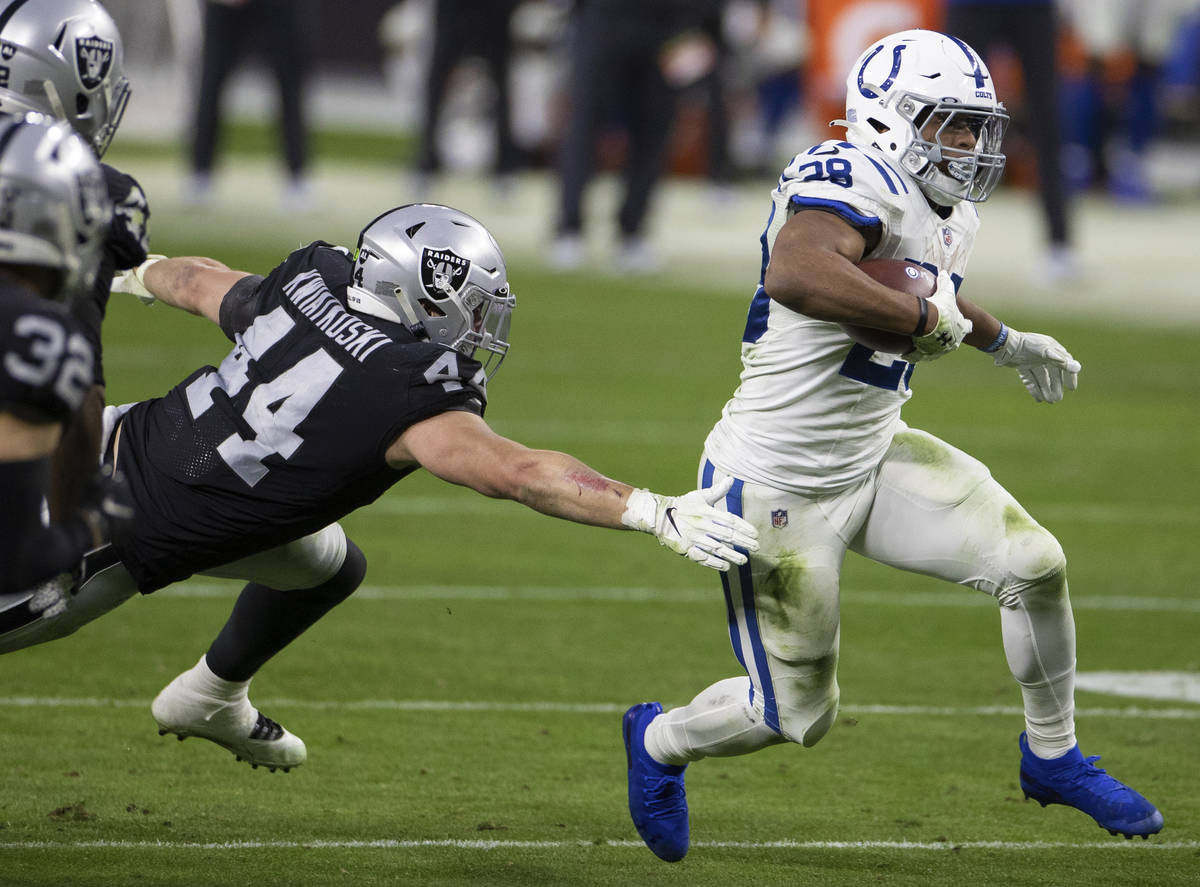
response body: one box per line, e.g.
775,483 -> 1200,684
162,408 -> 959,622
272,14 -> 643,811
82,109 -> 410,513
75,37 -> 114,90
420,247 -> 470,300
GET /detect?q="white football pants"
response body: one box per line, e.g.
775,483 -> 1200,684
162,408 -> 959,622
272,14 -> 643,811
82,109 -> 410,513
645,425 -> 1076,765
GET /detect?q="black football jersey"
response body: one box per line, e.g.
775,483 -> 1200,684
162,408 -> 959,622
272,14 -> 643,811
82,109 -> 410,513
0,282 -> 94,424
111,242 -> 487,592
71,163 -> 151,388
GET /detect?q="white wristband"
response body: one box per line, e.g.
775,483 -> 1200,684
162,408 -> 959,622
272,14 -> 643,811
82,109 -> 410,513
620,488 -> 658,533
134,254 -> 167,287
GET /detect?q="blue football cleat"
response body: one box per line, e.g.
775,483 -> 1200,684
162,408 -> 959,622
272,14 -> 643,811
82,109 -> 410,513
623,702 -> 689,862
1018,732 -> 1164,839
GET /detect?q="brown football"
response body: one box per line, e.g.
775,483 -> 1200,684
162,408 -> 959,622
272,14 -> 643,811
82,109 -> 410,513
839,258 -> 936,354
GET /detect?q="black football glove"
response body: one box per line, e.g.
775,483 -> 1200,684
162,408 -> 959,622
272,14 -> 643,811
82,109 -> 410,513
102,163 -> 150,270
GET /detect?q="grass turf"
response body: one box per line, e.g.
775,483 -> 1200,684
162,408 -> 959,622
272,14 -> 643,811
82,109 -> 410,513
1,196 -> 1197,886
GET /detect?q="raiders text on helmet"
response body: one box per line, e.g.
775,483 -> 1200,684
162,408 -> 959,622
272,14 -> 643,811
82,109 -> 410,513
833,29 -> 1010,205
0,0 -> 130,156
346,204 -> 516,379
0,112 -> 112,300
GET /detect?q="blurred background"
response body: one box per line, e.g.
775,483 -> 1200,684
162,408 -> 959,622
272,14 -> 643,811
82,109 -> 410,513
100,0 -> 1200,321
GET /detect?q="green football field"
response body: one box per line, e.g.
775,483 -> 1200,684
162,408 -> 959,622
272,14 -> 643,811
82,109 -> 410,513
0,147 -> 1197,885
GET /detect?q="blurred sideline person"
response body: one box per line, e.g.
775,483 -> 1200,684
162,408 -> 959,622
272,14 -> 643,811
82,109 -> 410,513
1059,0 -> 1200,201
551,0 -> 723,273
0,115 -> 128,602
0,0 -> 152,522
943,0 -> 1078,283
621,30 -> 1162,863
186,0 -> 317,209
415,0 -> 522,190
0,204 -> 759,773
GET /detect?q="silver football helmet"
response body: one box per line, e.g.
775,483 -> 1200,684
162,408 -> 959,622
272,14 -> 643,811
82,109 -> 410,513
347,204 -> 515,379
0,113 -> 111,301
834,29 -> 1009,205
0,0 -> 130,157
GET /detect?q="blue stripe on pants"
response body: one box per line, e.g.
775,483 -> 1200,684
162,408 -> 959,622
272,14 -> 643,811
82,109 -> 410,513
704,460 -> 779,733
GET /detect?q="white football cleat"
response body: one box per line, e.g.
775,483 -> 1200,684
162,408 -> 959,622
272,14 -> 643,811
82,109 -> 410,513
151,657 -> 306,772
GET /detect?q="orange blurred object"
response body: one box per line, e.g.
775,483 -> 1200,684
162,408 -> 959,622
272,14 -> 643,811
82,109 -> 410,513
806,0 -> 942,135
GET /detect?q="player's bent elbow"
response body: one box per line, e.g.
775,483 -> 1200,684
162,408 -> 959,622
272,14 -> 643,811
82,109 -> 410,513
503,456 -> 547,505
464,454 -> 538,502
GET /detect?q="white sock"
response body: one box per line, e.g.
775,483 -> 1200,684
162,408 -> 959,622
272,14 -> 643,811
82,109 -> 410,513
1020,667 -> 1077,759
998,577 -> 1077,759
644,677 -> 785,766
189,655 -> 251,702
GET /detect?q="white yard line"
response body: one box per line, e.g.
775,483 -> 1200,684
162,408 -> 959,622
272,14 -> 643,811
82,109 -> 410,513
156,582 -> 1200,613
357,494 -> 1199,525
1,838 -> 1196,852
0,697 -> 1196,719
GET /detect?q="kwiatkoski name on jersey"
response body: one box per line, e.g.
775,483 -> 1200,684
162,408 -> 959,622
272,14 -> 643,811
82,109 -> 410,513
0,283 -> 94,424
112,242 -> 487,592
703,139 -> 980,496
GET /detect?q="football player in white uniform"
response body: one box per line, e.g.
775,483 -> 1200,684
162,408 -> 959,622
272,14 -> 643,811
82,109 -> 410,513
621,29 -> 1163,862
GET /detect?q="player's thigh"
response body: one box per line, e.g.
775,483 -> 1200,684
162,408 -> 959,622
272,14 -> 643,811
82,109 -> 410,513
200,523 -> 348,590
851,428 -> 1063,591
705,464 -> 853,664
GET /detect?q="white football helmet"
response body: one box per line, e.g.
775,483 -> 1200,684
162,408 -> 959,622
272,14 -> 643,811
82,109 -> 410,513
834,29 -> 1009,205
346,204 -> 515,379
0,112 -> 111,301
0,0 -> 130,157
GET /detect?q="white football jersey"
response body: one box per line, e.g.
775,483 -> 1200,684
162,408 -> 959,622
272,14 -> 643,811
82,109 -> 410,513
703,138 -> 980,495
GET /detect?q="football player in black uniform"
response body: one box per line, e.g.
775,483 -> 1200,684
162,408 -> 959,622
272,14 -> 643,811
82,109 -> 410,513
2,203 -> 759,773
0,0 -> 151,519
0,116 -> 124,605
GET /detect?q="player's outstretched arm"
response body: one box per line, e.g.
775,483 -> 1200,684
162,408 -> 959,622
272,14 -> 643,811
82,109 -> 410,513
112,256 -> 251,325
388,411 -> 759,571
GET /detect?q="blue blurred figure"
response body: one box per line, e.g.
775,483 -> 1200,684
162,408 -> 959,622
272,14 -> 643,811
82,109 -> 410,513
1059,0 -> 1200,202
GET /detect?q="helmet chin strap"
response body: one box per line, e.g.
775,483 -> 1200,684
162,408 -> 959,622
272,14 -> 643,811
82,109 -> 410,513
345,283 -> 413,326
39,80 -> 69,123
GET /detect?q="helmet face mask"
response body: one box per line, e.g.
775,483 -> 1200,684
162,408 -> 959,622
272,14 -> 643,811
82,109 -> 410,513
0,0 -> 131,156
0,113 -> 111,302
347,204 -> 516,380
838,29 -> 1010,205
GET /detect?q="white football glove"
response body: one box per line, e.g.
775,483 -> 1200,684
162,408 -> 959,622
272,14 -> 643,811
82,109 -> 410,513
621,476 -> 760,572
992,327 -> 1081,403
904,271 -> 973,362
110,254 -> 167,305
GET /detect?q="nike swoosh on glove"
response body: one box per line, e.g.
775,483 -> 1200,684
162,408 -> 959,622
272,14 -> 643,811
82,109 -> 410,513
621,477 -> 759,571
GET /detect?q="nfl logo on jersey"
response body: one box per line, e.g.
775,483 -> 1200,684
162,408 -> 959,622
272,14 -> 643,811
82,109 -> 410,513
771,509 -> 788,529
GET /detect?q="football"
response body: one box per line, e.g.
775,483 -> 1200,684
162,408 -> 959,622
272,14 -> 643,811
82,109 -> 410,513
839,258 -> 936,354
